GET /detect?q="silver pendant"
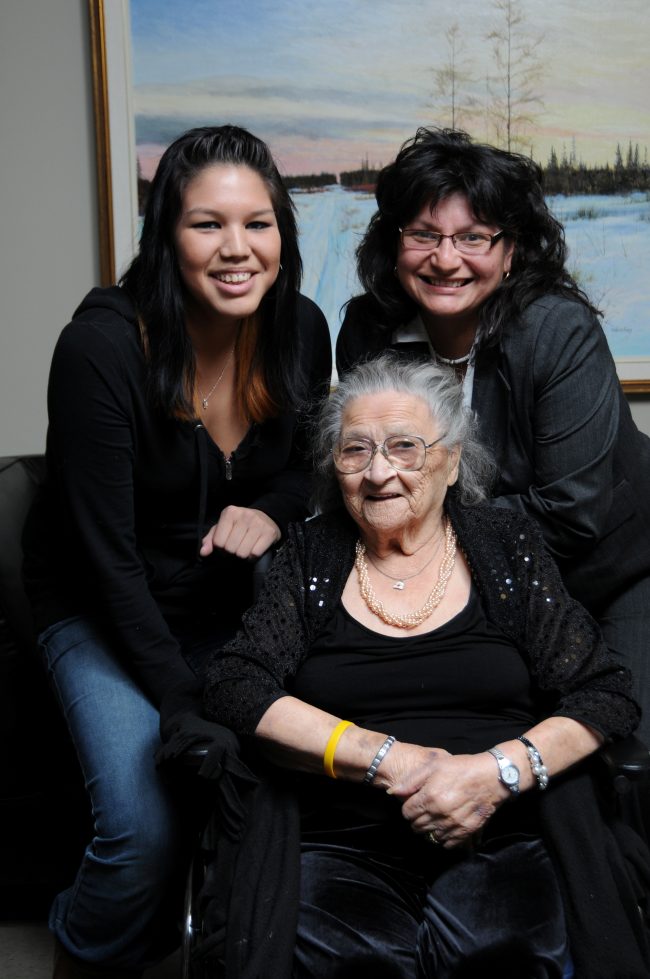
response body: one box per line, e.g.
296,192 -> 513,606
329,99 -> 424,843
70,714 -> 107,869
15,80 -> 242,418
393,581 -> 405,590
202,398 -> 209,410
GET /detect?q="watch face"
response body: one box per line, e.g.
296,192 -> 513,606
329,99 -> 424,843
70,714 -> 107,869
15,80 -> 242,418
502,765 -> 519,785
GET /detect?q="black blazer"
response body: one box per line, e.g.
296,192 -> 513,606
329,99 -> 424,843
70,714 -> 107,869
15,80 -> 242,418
337,294 -> 650,613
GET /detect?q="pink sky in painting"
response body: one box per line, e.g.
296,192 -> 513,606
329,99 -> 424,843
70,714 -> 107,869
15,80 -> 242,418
131,0 -> 649,182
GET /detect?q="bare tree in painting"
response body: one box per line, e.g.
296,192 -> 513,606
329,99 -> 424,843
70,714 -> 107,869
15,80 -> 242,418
432,23 -> 478,130
486,0 -> 544,152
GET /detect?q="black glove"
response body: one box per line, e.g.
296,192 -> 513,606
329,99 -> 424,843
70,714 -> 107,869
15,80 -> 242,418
156,712 -> 258,839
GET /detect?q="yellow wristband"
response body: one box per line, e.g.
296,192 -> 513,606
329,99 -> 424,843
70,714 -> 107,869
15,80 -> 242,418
323,720 -> 355,779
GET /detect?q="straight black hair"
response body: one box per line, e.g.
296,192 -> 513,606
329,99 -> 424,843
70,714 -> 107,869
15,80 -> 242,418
121,125 -> 303,419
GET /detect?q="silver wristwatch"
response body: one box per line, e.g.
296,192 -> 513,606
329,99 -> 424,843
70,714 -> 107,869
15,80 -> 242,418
488,747 -> 520,795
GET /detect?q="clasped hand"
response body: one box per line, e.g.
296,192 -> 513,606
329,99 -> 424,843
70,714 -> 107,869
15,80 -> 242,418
383,743 -> 508,848
200,506 -> 281,561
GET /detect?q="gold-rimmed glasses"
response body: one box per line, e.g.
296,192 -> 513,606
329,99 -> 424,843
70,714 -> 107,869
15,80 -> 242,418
333,434 -> 446,474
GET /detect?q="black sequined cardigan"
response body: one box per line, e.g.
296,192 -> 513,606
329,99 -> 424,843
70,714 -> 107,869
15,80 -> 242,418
203,499 -> 650,978
204,495 -> 638,739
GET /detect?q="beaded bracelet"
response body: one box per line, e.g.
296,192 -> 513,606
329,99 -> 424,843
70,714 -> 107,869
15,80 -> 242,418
323,720 -> 355,779
517,735 -> 549,790
363,735 -> 396,784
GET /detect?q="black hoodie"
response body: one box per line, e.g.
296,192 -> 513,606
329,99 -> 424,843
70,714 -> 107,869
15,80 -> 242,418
24,286 -> 331,718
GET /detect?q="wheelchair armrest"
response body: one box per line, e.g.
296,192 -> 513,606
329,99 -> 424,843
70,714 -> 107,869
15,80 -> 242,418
180,745 -> 210,770
596,735 -> 650,794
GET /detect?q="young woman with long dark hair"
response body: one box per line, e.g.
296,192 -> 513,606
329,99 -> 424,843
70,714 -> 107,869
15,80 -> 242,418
26,125 -> 331,978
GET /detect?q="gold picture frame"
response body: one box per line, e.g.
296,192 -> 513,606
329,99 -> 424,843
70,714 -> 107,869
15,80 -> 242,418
89,0 -> 114,286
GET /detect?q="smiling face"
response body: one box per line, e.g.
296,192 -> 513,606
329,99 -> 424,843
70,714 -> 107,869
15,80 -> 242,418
396,192 -> 514,336
174,164 -> 281,330
336,391 -> 460,544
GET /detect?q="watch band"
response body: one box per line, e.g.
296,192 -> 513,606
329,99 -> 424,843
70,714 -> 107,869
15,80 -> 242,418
488,747 -> 520,795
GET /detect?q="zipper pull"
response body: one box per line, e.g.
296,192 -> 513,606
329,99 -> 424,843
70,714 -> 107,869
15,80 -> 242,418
224,455 -> 233,481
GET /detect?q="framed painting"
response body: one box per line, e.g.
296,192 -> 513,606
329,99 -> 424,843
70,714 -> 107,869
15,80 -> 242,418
89,0 -> 650,391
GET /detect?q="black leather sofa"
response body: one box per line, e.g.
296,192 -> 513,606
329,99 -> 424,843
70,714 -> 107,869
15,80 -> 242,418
0,455 -> 89,918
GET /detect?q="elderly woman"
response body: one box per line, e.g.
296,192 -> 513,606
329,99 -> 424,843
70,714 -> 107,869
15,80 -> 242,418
336,128 -> 650,742
204,355 -> 649,979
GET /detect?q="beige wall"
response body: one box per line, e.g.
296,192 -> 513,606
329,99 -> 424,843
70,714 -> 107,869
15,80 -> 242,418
0,1 -> 648,455
0,0 -> 99,456
628,397 -> 650,433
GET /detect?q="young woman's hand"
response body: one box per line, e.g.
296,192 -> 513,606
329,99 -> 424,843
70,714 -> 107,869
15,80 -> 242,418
200,506 -> 281,560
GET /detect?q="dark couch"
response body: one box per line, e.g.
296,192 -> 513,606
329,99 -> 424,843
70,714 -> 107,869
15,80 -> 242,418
0,455 -> 89,918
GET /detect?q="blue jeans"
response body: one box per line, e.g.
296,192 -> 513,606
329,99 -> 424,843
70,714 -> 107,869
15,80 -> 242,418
40,616 -> 186,970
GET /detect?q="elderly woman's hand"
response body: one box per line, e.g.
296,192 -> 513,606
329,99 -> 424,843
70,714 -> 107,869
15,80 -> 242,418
381,745 -> 509,848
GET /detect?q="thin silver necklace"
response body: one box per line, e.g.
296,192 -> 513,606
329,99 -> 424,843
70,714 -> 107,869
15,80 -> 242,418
364,531 -> 445,590
198,347 -> 234,410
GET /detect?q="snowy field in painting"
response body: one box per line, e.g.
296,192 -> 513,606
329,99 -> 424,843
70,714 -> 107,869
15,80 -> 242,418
293,188 -> 650,362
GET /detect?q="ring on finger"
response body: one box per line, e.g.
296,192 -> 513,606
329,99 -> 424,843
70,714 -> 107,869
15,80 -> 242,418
426,828 -> 441,845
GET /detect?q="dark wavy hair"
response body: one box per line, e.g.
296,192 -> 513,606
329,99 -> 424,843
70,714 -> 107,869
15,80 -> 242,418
347,127 -> 599,344
121,125 -> 303,420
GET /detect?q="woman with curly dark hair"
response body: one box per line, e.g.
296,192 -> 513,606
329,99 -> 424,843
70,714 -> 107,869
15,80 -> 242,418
337,127 -> 650,740
26,124 -> 331,977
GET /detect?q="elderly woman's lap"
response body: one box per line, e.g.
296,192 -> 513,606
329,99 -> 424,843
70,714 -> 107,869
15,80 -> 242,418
294,841 -> 422,978
294,833 -> 569,978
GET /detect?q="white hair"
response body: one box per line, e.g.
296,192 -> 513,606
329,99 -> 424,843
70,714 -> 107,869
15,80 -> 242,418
313,353 -> 495,512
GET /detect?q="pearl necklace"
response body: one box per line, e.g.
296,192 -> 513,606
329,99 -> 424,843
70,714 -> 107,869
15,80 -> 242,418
430,336 -> 476,367
355,519 -> 457,628
434,350 -> 471,365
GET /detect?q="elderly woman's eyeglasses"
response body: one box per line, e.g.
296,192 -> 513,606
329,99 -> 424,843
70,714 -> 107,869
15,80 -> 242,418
399,228 -> 506,255
333,435 -> 446,474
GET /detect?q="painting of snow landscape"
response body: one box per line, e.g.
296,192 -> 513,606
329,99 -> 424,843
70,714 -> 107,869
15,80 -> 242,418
114,0 -> 650,381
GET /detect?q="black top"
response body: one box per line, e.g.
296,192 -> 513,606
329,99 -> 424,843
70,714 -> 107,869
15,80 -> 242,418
293,588 -> 537,753
24,286 -> 331,715
204,501 -> 638,742
292,589 -> 539,833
